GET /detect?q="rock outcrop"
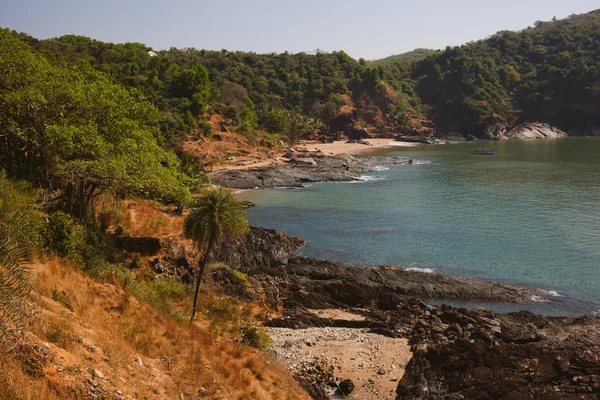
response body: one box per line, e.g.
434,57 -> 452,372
329,107 -> 370,140
505,122 -> 568,139
213,227 -> 306,272
396,307 -> 600,399
256,257 -> 557,309
149,227 -> 305,281
208,153 -> 422,189
482,122 -> 508,140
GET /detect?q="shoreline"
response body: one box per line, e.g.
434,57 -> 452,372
296,139 -> 422,156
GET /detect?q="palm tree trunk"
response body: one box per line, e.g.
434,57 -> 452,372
190,235 -> 216,323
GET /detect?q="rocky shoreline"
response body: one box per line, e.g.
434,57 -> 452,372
208,153 -> 425,189
136,225 -> 600,399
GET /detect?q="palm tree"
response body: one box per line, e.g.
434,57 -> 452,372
184,187 -> 249,323
0,171 -> 38,330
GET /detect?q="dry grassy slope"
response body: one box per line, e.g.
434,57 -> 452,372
0,258 -> 309,400
178,114 -> 286,170
0,198 -> 309,400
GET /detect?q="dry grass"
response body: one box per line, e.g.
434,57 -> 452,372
0,258 -> 308,400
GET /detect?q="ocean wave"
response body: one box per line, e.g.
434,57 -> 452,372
358,175 -> 384,182
407,267 -> 435,273
374,166 -> 390,171
341,175 -> 384,184
540,289 -> 563,297
272,186 -> 304,190
386,141 -> 421,147
529,295 -> 550,303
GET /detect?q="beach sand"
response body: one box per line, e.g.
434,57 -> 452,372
267,309 -> 412,400
297,139 -> 420,155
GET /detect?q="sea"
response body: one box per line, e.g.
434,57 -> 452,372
237,138 -> 600,316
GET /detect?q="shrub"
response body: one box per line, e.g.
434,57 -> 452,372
231,270 -> 251,287
240,326 -> 272,349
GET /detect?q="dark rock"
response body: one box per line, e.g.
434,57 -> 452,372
395,307 -> 600,400
465,134 -> 478,141
239,200 -> 255,209
208,153 -> 420,189
256,257 -> 546,310
115,235 -> 161,256
338,379 -> 355,395
151,227 -> 305,282
482,121 -> 508,140
213,227 -> 306,272
293,376 -> 328,399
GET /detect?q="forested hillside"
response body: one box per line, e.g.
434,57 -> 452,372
20,34 -> 403,142
8,9 -> 599,142
410,10 -> 600,136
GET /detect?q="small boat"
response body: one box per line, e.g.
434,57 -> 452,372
469,148 -> 496,155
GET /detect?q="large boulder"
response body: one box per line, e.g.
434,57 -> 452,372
505,122 -> 568,139
482,122 -> 508,140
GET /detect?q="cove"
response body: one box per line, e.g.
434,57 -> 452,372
238,138 -> 600,315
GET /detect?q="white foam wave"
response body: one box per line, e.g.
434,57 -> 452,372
374,166 -> 390,171
540,289 -> 563,297
386,141 -> 421,147
358,175 -> 383,182
529,295 -> 550,303
341,175 -> 384,184
407,267 -> 435,274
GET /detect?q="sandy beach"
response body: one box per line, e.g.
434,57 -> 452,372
212,138 -> 420,172
297,139 -> 420,155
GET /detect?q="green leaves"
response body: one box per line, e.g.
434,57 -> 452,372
0,29 -> 192,206
0,171 -> 40,330
184,187 -> 249,253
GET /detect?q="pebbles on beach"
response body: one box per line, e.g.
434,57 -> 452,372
266,325 -> 412,400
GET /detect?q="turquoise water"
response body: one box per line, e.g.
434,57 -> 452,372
238,138 -> 600,315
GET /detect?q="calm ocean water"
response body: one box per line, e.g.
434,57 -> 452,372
237,138 -> 600,315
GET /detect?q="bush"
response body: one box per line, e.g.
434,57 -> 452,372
240,325 -> 272,349
232,270 -> 251,287
200,121 -> 213,137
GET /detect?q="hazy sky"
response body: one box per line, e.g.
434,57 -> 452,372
1,0 -> 598,59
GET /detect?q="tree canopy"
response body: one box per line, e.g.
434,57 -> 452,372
0,29 -> 191,223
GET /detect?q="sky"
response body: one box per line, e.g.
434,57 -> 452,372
1,0 -> 598,60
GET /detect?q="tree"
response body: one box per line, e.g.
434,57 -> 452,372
0,171 -> 39,331
183,187 -> 249,322
0,29 -> 192,224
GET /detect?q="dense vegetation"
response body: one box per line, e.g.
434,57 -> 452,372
12,9 -> 597,140
1,29 -> 192,216
410,10 -> 600,134
21,34 -> 400,141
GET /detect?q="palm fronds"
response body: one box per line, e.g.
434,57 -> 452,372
0,171 -> 38,330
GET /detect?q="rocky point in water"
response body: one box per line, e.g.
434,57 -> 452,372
208,153 -> 424,189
